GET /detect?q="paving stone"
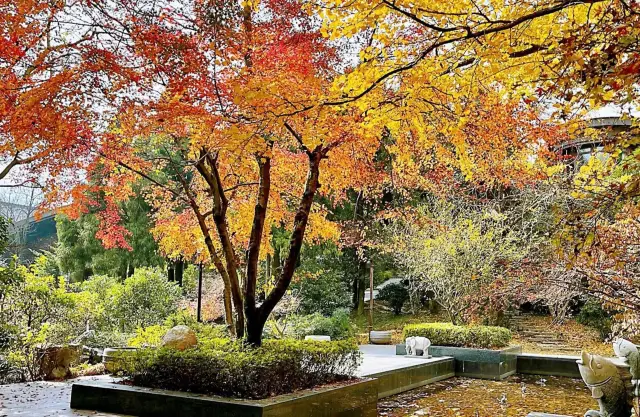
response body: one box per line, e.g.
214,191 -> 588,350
0,376 -> 131,417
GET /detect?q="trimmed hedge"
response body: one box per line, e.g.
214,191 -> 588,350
125,339 -> 362,399
403,323 -> 511,349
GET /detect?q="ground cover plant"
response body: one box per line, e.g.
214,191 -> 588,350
125,339 -> 362,399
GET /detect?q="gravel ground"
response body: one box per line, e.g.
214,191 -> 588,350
0,376 -> 129,417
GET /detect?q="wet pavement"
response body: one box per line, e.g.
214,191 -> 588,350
0,375 -> 129,417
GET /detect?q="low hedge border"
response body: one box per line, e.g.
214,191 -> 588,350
403,323 -> 511,349
124,339 -> 362,399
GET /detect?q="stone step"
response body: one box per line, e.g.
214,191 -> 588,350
527,337 -> 566,345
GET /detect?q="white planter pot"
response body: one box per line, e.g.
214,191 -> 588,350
304,335 -> 331,341
102,347 -> 137,373
369,330 -> 393,345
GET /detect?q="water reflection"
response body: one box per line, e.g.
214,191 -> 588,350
378,375 -> 597,417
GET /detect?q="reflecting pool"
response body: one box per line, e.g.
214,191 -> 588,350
378,374 -> 597,417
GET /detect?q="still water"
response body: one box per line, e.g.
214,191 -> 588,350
378,374 -> 597,417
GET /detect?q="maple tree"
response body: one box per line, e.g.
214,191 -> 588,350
65,0 -> 386,344
0,0 -> 123,187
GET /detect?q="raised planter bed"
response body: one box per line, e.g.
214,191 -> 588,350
396,345 -> 521,380
102,347 -> 137,373
367,357 -> 455,398
70,378 -> 378,417
516,353 -> 580,378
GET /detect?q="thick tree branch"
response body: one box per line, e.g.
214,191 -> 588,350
257,149 -> 325,325
194,149 -> 245,337
244,152 -> 272,322
277,0 -> 606,116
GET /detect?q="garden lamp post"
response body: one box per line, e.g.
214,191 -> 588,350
368,262 -> 373,340
197,262 -> 203,323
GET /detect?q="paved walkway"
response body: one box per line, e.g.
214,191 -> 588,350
357,344 -> 449,376
1,345 -> 444,416
0,376 -> 128,417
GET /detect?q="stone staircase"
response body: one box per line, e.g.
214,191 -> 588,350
510,315 -> 579,354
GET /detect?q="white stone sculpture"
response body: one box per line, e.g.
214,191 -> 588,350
405,336 -> 431,357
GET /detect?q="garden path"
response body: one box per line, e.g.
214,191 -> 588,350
510,315 -> 577,354
0,375 -> 129,417
357,344 -> 449,376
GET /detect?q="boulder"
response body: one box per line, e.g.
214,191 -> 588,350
161,325 -> 197,350
38,345 -> 81,380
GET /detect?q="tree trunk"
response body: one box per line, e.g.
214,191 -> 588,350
244,148 -> 325,346
244,156 -> 271,345
245,314 -> 267,346
175,259 -> 184,287
357,272 -> 366,315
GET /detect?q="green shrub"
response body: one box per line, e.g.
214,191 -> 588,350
0,355 -> 13,384
181,265 -> 198,297
283,309 -> 355,340
296,272 -> 352,316
84,331 -> 133,349
125,339 -> 361,399
403,323 -> 511,348
81,268 -> 181,333
576,299 -> 612,340
127,317 -> 229,348
377,283 -> 409,315
128,326 -> 166,348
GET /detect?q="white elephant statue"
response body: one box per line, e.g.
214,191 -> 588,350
405,336 -> 431,357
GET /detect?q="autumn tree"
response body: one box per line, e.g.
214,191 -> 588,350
0,0 -> 127,187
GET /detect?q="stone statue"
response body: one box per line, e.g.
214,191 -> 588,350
613,339 -> 640,416
405,336 -> 431,357
578,351 -> 630,417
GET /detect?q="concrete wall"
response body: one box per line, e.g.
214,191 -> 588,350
516,353 -> 581,378
71,379 -> 379,417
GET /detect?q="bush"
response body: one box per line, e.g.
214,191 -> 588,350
111,268 -> 182,332
128,326 -> 166,348
125,339 -> 362,399
82,268 -> 181,333
181,265 -> 198,297
296,272 -> 352,316
84,331 -> 133,349
127,315 -> 229,348
403,323 -> 512,349
282,309 -> 355,340
377,283 -> 409,315
576,299 -> 612,340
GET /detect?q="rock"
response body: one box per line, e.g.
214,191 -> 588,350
161,325 -> 197,350
38,345 -> 81,380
